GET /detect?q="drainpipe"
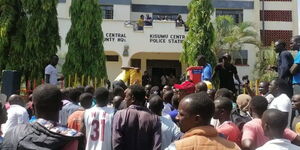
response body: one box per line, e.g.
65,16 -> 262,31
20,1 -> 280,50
262,0 -> 266,45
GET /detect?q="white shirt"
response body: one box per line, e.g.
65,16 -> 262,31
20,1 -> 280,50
3,105 -> 29,135
268,94 -> 292,127
256,139 -> 300,150
265,94 -> 275,104
160,116 -> 182,149
84,106 -> 115,150
45,64 -> 58,85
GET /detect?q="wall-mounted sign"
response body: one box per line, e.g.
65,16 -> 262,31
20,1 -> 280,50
149,34 -> 185,44
104,33 -> 127,42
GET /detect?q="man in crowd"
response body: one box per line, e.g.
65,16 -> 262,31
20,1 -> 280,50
142,71 -> 151,86
67,93 -> 93,131
214,54 -> 241,94
162,90 -> 174,116
274,40 -> 294,83
197,55 -> 212,81
2,84 -> 83,150
195,82 -> 208,93
214,97 -> 241,145
257,109 -> 300,150
268,79 -> 292,127
149,95 -> 182,149
292,94 -> 300,133
112,85 -> 161,150
166,92 -> 240,150
290,35 -> 300,94
59,88 -> 82,125
83,88 -> 115,150
2,95 -> 29,136
45,55 -> 62,85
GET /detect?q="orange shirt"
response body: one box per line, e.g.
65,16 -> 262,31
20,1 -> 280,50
175,126 -> 240,150
67,110 -> 84,131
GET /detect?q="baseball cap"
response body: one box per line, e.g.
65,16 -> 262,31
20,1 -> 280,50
174,81 -> 195,94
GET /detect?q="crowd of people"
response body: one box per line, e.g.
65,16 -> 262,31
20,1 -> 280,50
1,36 -> 300,150
137,14 -> 186,31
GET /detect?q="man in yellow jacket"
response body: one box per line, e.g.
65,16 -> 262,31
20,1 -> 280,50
165,92 -> 240,150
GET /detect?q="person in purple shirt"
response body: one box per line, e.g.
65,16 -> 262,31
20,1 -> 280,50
197,55 -> 212,81
112,85 -> 161,150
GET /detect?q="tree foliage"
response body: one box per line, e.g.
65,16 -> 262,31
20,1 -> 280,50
180,0 -> 216,67
212,15 -> 260,60
254,44 -> 277,81
62,0 -> 107,85
22,0 -> 60,79
0,0 -> 26,74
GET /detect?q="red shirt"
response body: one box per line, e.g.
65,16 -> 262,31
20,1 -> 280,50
217,121 -> 241,146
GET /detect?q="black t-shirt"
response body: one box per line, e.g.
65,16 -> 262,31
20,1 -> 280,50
215,63 -> 237,92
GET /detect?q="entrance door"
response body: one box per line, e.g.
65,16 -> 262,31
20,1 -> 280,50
147,60 -> 181,86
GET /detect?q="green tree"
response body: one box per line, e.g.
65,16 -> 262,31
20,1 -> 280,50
212,15 -> 259,61
254,44 -> 277,81
0,0 -> 26,73
62,0 -> 107,86
180,0 -> 216,67
22,0 -> 60,80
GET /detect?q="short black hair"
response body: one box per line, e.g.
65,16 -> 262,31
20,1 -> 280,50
128,85 -> 146,104
112,80 -> 127,90
84,86 -> 95,95
263,109 -> 288,132
215,88 -> 234,100
163,90 -> 174,102
69,88 -> 82,102
94,87 -> 109,106
79,93 -> 93,109
183,92 -> 214,123
149,95 -> 164,115
250,96 -> 268,116
61,88 -> 71,100
32,84 -> 62,113
273,78 -> 290,95
172,95 -> 180,109
150,86 -> 160,95
196,82 -> 208,92
215,97 -> 232,113
113,86 -> 124,97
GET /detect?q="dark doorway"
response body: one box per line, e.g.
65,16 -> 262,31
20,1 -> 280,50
147,60 -> 181,86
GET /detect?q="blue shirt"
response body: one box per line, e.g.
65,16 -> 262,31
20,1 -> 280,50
168,109 -> 178,123
293,51 -> 300,84
202,64 -> 212,81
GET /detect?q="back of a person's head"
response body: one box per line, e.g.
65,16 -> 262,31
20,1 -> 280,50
79,93 -> 93,109
76,86 -> 85,94
250,96 -> 268,117
113,86 -> 124,97
195,82 -> 208,92
128,85 -> 146,104
69,88 -> 82,103
215,88 -> 234,100
236,94 -> 251,112
183,92 -> 214,123
32,84 -> 62,114
215,97 -> 232,113
94,87 -> 109,106
84,85 -> 95,95
150,86 -> 160,95
273,78 -> 289,95
8,94 -> 24,106
171,94 -> 180,109
263,109 -> 288,134
112,80 -> 127,90
112,96 -> 123,110
163,90 -> 174,102
149,95 -> 164,115
61,88 -> 71,100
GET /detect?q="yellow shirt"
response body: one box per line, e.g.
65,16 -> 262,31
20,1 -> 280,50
115,70 -> 130,83
129,69 -> 142,85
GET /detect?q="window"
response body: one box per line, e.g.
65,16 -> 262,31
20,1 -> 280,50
233,50 -> 248,65
216,9 -> 243,23
101,5 -> 113,19
106,55 -> 118,62
152,13 -> 178,21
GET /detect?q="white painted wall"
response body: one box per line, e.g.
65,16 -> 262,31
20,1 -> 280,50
132,0 -> 190,6
113,5 -> 131,20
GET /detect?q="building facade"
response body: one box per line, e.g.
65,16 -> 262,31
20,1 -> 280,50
57,0 -> 298,84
